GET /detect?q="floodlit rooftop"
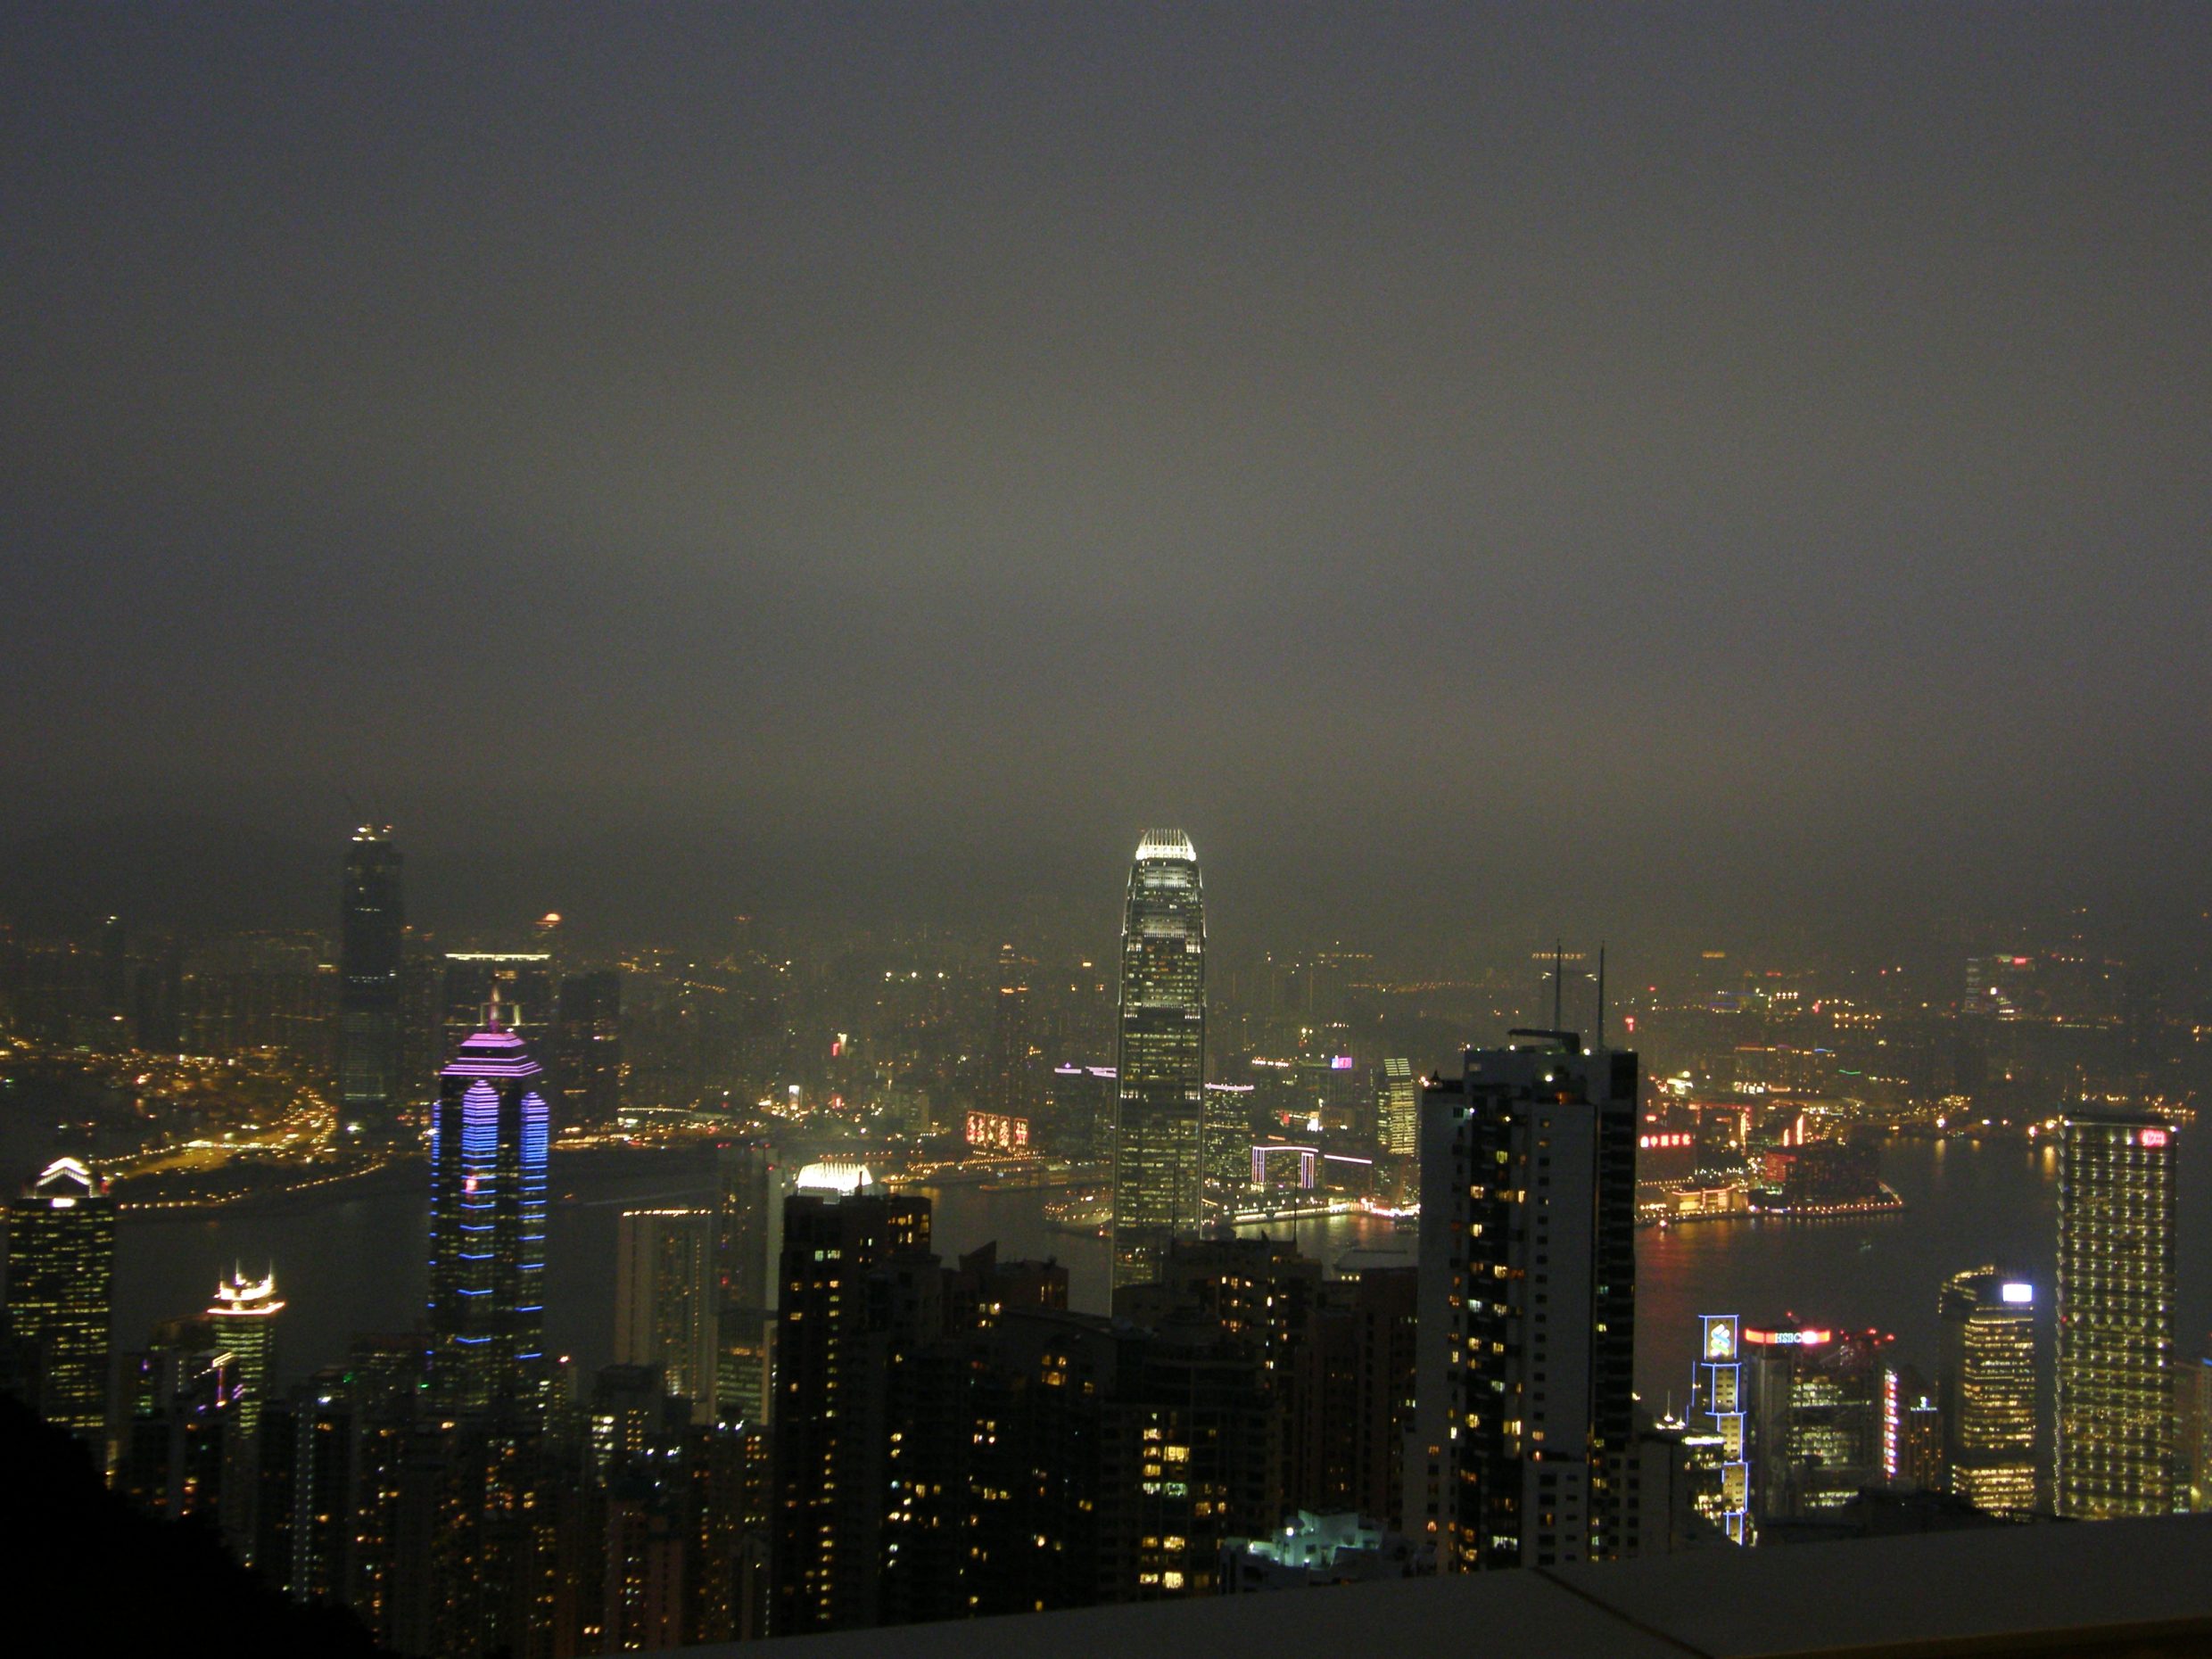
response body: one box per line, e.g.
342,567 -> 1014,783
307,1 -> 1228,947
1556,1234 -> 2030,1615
794,1160 -> 876,1196
701,1514 -> 2212,1659
1133,828 -> 1197,863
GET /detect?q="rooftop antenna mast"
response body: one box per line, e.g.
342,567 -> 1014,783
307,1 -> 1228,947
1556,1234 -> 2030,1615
1596,944 -> 1606,1047
1552,937 -> 1564,1031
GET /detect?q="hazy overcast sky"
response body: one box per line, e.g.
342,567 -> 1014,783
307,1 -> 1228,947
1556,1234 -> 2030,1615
4,5 -> 2207,951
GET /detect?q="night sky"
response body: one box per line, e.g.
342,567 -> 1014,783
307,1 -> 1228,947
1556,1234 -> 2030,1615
5,6 -> 2208,953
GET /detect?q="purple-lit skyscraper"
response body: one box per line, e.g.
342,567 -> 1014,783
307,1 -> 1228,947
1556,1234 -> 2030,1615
427,1014 -> 551,1414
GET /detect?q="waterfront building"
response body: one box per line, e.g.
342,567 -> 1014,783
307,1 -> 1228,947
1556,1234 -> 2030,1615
1688,1314 -> 1750,1543
615,1209 -> 719,1422
769,1172 -> 937,1634
337,827 -> 407,1142
1201,1082 -> 1256,1205
1938,1267 -> 2036,1512
3,1156 -> 116,1446
1378,1057 -> 1418,1159
207,1267 -> 285,1438
426,1015 -> 551,1414
1408,1033 -> 1638,1568
554,969 -> 623,1127
988,945 -> 1037,1127
1110,830 -> 1208,1288
2056,1110 -> 2180,1517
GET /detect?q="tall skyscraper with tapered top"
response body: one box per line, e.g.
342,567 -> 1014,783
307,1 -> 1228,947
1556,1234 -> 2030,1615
2056,1109 -> 2180,1517
4,1157 -> 115,1445
337,827 -> 406,1143
426,1014 -> 551,1414
1110,829 -> 1207,1290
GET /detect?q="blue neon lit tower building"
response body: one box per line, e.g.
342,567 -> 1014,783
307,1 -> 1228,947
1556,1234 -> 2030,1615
1689,1314 -> 1750,1543
426,1014 -> 550,1414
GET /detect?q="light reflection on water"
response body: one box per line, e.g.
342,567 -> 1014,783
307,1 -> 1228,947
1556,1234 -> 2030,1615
120,1134 -> 2210,1410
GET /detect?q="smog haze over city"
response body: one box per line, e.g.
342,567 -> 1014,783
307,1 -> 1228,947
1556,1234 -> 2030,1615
7,9 -> 2212,1656
5,5 -> 2208,964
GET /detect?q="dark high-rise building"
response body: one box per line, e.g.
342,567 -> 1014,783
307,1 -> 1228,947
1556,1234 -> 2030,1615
615,1208 -> 719,1423
1285,1264 -> 1419,1523
1112,1234 -> 1323,1390
426,1017 -> 551,1415
1409,1033 -> 1638,1569
713,1138 -> 786,1424
1110,830 -> 1207,1290
987,945 -> 1036,1127
337,828 -> 407,1143
769,1168 -> 936,1635
1939,1267 -> 2037,1513
2056,1110 -> 2180,1517
554,969 -> 623,1127
3,1156 -> 116,1447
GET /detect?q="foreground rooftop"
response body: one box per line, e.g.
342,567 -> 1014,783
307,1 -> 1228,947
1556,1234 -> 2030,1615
706,1513 -> 2212,1659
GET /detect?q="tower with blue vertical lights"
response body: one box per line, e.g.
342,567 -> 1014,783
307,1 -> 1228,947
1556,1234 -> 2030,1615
427,1012 -> 551,1413
1691,1314 -> 1750,1543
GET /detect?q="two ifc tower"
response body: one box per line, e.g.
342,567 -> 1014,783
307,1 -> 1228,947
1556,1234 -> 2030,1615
1102,827 -> 1615,1294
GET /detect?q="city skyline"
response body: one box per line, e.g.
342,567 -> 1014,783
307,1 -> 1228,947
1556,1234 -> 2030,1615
3,4 -> 2209,1650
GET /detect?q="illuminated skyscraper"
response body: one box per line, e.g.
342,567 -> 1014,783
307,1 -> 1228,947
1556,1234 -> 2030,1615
1408,1033 -> 1638,1568
1746,1322 -> 1887,1520
337,828 -> 406,1142
1688,1314 -> 1750,1543
615,1209 -> 718,1423
1110,829 -> 1206,1290
1377,1057 -> 1418,1159
1939,1267 -> 2037,1512
426,1016 -> 551,1414
3,1157 -> 115,1445
206,1267 -> 285,1439
2056,1110 -> 2179,1517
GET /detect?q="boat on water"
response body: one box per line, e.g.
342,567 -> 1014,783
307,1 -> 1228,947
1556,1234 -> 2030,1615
1043,1190 -> 1111,1234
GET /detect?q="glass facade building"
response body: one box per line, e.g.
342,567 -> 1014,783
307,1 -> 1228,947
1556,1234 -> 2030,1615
2056,1110 -> 2179,1517
1110,830 -> 1207,1291
1939,1266 -> 2037,1513
337,827 -> 407,1143
426,1018 -> 551,1414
